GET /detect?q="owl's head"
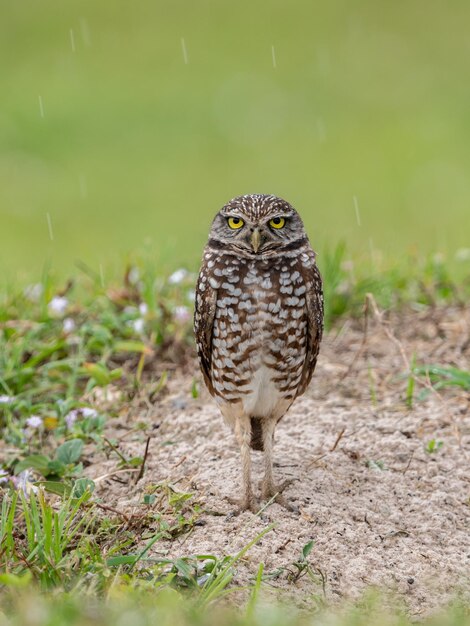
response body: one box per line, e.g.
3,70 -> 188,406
208,194 -> 308,257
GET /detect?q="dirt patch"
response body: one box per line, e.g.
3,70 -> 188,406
89,306 -> 470,617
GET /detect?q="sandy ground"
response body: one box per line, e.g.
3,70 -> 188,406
91,305 -> 470,617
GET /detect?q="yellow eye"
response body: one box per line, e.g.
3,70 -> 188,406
269,217 -> 285,229
228,217 -> 244,229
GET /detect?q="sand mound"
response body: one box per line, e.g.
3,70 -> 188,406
90,306 -> 470,617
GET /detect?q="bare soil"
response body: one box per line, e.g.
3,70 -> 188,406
89,305 -> 470,617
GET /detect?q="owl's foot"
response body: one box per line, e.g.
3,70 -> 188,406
261,479 -> 299,513
261,477 -> 294,498
226,494 -> 259,515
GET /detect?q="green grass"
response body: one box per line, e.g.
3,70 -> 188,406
2,0 -> 470,279
0,581 -> 469,626
0,483 -> 272,597
413,365 -> 470,391
1,482 -> 469,625
0,259 -> 194,449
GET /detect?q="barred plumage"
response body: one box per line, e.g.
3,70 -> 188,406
194,194 -> 323,511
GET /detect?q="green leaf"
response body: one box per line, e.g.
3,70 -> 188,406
15,454 -> 51,476
54,439 -> 83,465
35,481 -> 71,497
174,558 -> 194,580
121,456 -> 143,468
168,490 -> 193,510
109,367 -> 123,381
107,555 -> 139,567
82,362 -> 111,386
22,340 -> 66,368
425,439 -> 444,454
302,540 -> 315,560
71,478 -> 95,499
81,362 -> 122,385
46,459 -> 67,477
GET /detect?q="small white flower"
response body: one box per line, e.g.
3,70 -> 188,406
173,305 -> 191,325
24,283 -> 43,302
0,469 -> 9,484
168,268 -> 188,285
63,317 -> 76,333
25,415 -> 43,429
48,296 -> 68,316
65,410 -> 78,429
186,290 -> 196,302
132,318 -> 145,334
128,267 -> 140,285
139,302 -> 148,316
65,407 -> 97,429
0,395 -> 14,404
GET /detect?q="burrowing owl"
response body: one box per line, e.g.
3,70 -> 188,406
194,194 -> 323,511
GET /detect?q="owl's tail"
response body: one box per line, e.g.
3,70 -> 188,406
250,418 -> 264,451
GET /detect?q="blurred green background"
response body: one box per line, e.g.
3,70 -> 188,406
1,0 -> 470,282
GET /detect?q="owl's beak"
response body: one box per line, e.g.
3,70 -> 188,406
251,228 -> 261,253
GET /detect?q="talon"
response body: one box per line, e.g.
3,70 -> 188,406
262,479 -> 298,512
226,495 -> 258,514
262,478 -> 295,499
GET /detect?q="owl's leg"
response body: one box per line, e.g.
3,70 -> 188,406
233,416 -> 255,512
261,418 -> 276,498
261,419 -> 296,511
